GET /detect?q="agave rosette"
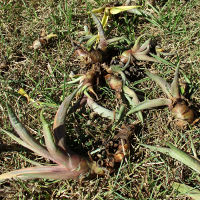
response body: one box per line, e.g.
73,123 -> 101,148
120,35 -> 159,64
103,63 -> 143,123
127,67 -> 195,127
0,89 -> 105,182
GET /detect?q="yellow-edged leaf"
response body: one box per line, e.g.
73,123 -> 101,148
110,6 -> 140,15
101,11 -> 109,28
91,5 -> 106,13
18,88 -> 31,102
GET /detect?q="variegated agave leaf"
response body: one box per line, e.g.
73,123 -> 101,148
87,97 -> 119,121
127,98 -> 172,116
171,66 -> 180,99
146,71 -> 173,99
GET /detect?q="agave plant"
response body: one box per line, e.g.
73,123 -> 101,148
127,67 -> 195,127
103,64 -> 143,122
75,13 -> 107,65
0,89 -> 105,182
120,35 -> 159,64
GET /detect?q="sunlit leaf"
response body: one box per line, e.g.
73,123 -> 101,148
110,6 -> 140,15
171,66 -> 180,98
127,98 -> 172,115
87,98 -> 119,120
146,71 -> 172,99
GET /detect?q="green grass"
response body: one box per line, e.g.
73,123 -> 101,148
0,0 -> 200,199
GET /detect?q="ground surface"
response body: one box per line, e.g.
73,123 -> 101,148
0,0 -> 200,199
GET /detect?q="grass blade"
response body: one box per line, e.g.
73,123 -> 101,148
127,98 -> 171,115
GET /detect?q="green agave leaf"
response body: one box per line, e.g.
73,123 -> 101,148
1,129 -> 53,161
125,94 -> 143,123
146,71 -> 172,99
132,34 -> 144,52
6,104 -> 53,161
171,66 -> 180,98
166,142 -> 200,174
139,38 -> 151,52
134,54 -> 159,62
0,165 -> 84,182
172,182 -> 200,200
123,86 -> 143,123
142,142 -> 200,174
53,87 -> 80,150
87,98 -> 119,121
110,6 -> 140,15
116,104 -> 125,123
123,86 -> 139,104
40,110 -> 70,167
127,98 -> 172,115
91,13 -> 107,52
66,76 -> 83,85
86,35 -> 98,50
106,36 -> 125,44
